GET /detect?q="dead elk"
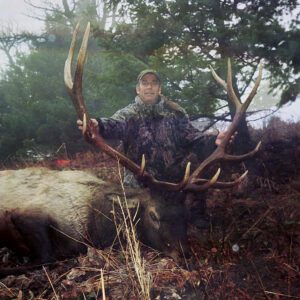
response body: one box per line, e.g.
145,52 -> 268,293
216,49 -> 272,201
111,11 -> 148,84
0,167 -> 189,276
0,23 -> 262,277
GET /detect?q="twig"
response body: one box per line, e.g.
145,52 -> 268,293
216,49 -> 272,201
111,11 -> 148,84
205,269 -> 213,291
235,208 -> 272,243
288,236 -> 293,297
247,107 -> 280,122
0,281 -> 17,297
39,263 -> 77,298
264,290 -> 300,299
43,266 -> 59,300
101,269 -> 106,300
283,262 -> 300,275
249,258 -> 269,299
96,268 -> 106,300
49,225 -> 91,248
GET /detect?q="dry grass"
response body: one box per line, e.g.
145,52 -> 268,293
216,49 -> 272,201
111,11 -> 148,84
111,163 -> 153,299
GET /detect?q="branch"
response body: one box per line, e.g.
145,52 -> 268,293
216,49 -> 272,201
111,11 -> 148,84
0,24 -> 41,66
239,65 -> 258,97
247,107 -> 280,122
24,0 -> 76,23
24,0 -> 61,13
189,112 -> 232,122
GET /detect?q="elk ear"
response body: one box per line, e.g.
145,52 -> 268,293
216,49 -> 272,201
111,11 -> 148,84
125,196 -> 140,209
106,193 -> 123,204
106,193 -> 140,209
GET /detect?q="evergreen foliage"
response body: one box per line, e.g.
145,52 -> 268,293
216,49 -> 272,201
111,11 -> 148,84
0,0 -> 298,161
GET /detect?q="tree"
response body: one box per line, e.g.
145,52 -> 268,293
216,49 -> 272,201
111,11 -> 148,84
0,24 -> 40,68
108,0 -> 299,106
0,0 -> 145,161
1,0 -> 299,161
0,42 -> 83,161
99,0 -> 299,151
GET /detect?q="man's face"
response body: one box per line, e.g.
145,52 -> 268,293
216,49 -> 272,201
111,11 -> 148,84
136,73 -> 161,105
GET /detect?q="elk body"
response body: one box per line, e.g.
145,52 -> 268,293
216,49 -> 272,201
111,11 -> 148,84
0,167 -> 189,268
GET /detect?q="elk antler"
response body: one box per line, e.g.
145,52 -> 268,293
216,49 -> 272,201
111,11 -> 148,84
183,59 -> 262,192
64,23 -> 90,124
64,23 -> 192,191
65,24 -> 260,193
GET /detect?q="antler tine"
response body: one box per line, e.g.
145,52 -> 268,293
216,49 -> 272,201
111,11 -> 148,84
242,63 -> 263,113
210,65 -> 227,90
223,141 -> 261,161
64,23 -> 90,122
73,23 -> 90,122
185,168 -> 221,192
139,154 -> 146,176
64,23 -> 79,91
191,170 -> 248,189
143,161 -> 191,190
183,59 -> 262,192
226,59 -> 242,109
222,60 -> 263,148
211,59 -> 263,114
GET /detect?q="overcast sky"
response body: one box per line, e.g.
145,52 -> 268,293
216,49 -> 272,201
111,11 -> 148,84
0,0 -> 39,32
0,0 -> 299,122
0,0 -> 61,33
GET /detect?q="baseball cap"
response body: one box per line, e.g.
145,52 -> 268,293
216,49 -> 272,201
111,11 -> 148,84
137,69 -> 161,83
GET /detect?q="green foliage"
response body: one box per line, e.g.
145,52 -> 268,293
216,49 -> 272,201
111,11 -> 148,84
0,1 -> 148,161
0,37 -> 84,161
149,45 -> 218,116
0,0 -> 299,161
109,0 -> 299,112
84,48 -> 147,116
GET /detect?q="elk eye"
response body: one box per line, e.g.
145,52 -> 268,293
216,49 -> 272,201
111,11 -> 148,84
149,211 -> 159,223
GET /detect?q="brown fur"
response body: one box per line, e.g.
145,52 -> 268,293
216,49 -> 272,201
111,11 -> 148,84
0,167 -> 189,277
0,210 -> 30,256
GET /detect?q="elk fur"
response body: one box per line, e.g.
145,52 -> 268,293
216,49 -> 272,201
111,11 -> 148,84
0,167 -> 189,271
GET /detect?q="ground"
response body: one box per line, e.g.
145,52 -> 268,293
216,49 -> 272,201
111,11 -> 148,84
0,119 -> 299,299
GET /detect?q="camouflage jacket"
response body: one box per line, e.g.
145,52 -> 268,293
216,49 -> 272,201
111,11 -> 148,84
97,95 -> 216,186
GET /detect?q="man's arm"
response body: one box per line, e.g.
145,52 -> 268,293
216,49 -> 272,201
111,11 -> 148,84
77,117 -> 126,140
77,101 -> 141,140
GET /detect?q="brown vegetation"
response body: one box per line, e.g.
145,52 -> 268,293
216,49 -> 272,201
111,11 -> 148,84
0,118 -> 299,299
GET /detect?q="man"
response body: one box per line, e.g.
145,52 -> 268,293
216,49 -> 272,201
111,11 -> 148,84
78,69 -> 226,225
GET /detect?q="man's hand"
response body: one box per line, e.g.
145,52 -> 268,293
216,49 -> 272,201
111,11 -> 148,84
215,131 -> 237,146
77,118 -> 99,132
77,118 -> 100,145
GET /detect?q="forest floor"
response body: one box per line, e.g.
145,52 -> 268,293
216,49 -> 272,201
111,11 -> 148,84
1,119 -> 300,299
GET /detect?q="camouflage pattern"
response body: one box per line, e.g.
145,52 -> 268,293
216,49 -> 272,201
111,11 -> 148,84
97,95 -> 216,187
